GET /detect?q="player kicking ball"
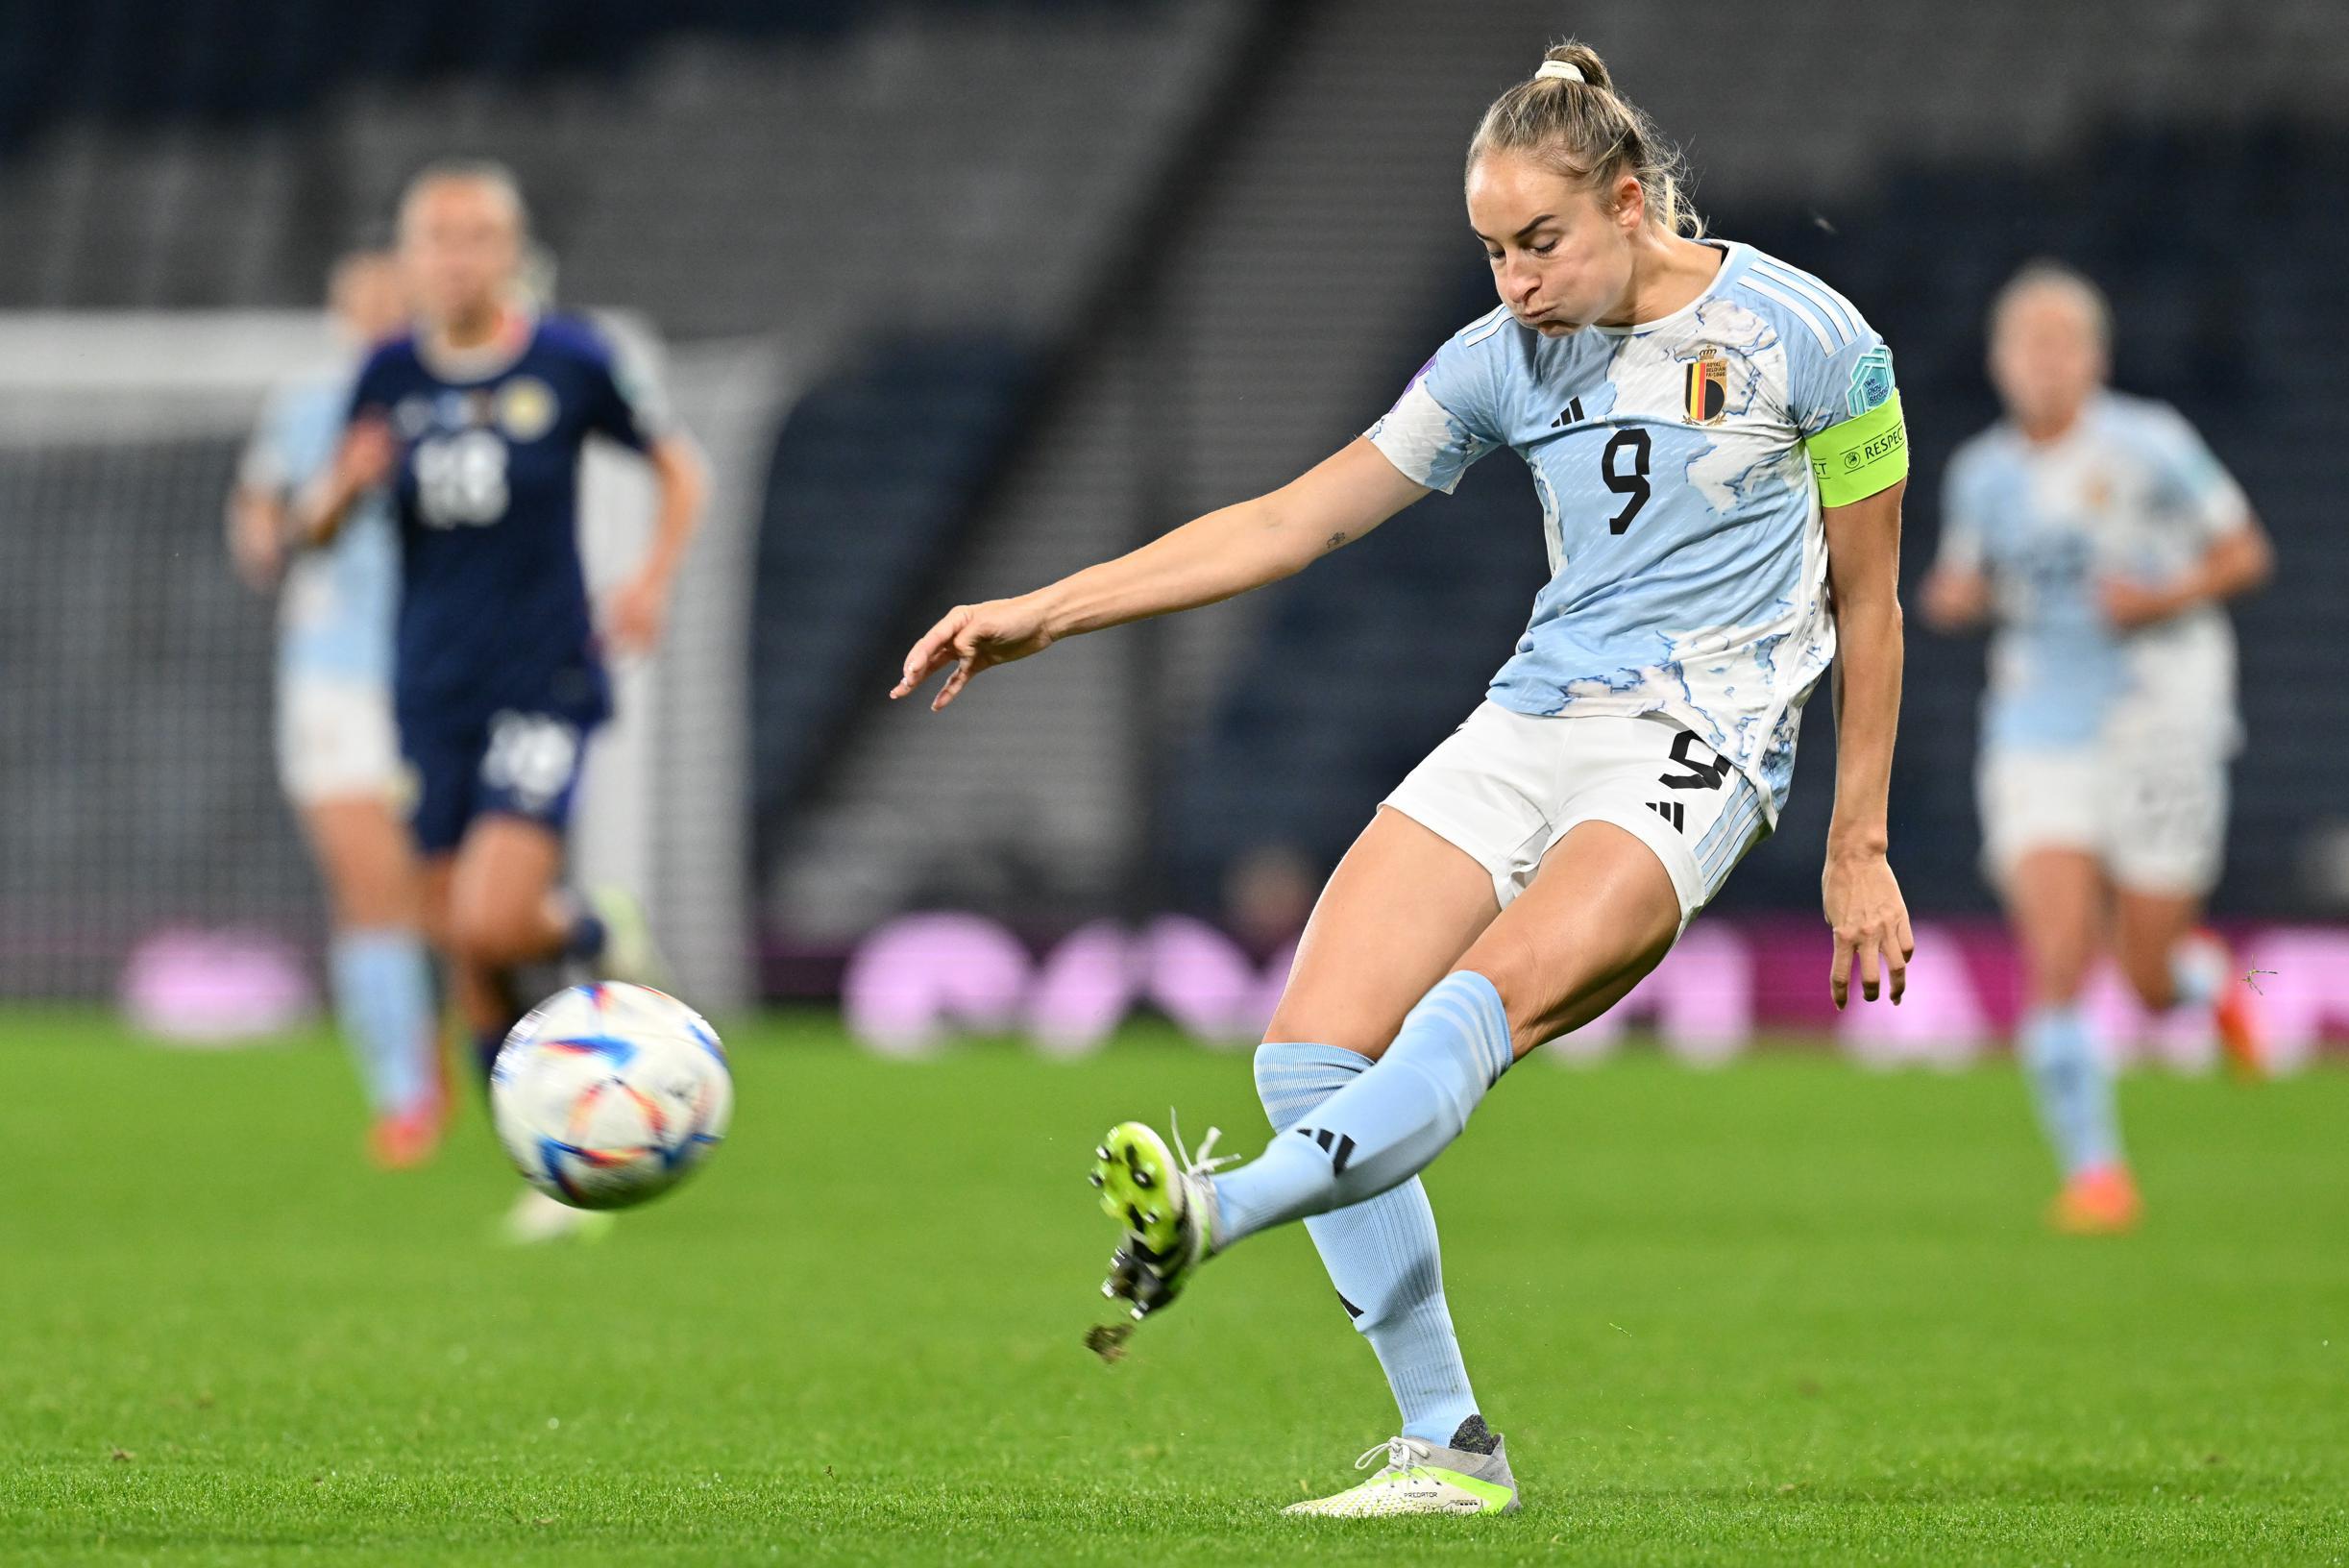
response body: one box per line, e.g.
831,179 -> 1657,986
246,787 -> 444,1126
297,161 -> 705,1241
896,43 -> 1912,1515
1922,262 -> 2273,1234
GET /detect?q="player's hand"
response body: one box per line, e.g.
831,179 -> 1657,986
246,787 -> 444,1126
346,417 -> 397,490
603,567 -> 672,656
2098,576 -> 2185,630
1919,566 -> 1991,631
892,597 -> 1054,711
1823,849 -> 1913,1009
228,497 -> 286,592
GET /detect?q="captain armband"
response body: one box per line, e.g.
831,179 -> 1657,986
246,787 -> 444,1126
1805,390 -> 1908,508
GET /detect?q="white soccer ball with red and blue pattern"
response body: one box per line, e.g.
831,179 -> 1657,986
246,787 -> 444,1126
491,983 -> 732,1211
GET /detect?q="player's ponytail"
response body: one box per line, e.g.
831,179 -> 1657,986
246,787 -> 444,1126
1469,40 -> 1701,239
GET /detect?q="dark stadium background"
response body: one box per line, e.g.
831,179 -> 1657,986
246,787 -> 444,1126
3,0 -> 2344,1049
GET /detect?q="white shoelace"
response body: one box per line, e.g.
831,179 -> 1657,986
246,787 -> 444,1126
1167,1109 -> 1238,1178
1355,1435 -> 1435,1481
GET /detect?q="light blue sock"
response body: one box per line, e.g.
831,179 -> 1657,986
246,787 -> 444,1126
2019,1003 -> 2120,1176
1212,971 -> 1513,1248
329,929 -> 437,1116
2168,932 -> 2226,1009
1257,1042 -> 1481,1447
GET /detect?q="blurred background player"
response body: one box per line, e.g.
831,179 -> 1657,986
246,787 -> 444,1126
297,160 -> 707,1240
898,41 -> 1913,1516
228,249 -> 444,1169
1922,260 -> 2273,1235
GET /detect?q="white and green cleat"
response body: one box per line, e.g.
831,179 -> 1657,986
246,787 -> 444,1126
1089,1118 -> 1230,1322
1285,1426 -> 1520,1517
586,885 -> 670,989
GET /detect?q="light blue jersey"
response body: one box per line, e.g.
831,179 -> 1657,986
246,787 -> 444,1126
241,371 -> 398,686
1940,391 -> 2249,751
1367,242 -> 1896,821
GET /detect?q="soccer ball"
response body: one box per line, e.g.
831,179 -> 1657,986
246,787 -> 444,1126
491,982 -> 733,1211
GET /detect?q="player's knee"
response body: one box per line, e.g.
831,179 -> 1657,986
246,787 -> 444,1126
1443,960 -> 1545,1058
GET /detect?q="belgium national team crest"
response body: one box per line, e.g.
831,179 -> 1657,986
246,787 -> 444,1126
1682,347 -> 1728,426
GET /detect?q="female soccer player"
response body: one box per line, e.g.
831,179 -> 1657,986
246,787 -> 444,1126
299,161 -> 706,1237
231,250 -> 442,1169
1922,261 -> 2271,1235
896,43 -> 1913,1515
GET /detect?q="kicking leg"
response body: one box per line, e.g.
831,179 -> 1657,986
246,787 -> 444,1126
1098,820 -> 1675,1314
1204,821 -> 1678,1246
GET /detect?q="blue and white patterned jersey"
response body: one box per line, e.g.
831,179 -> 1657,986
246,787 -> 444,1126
240,370 -> 398,688
1940,391 -> 2249,752
1367,241 -> 1896,821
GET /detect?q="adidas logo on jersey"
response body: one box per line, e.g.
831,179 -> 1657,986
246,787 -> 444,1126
1549,396 -> 1585,429
1646,799 -> 1686,832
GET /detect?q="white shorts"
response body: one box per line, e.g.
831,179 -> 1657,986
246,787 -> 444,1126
1978,740 -> 2228,897
276,673 -> 404,807
1383,704 -> 1770,928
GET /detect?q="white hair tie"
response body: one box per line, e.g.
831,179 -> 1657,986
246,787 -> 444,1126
1535,61 -> 1585,84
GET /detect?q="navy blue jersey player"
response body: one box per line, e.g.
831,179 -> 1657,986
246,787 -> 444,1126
300,162 -> 705,1239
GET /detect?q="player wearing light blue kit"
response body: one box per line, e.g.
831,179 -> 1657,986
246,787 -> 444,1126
231,251 -> 443,1170
1923,261 -> 2272,1234
895,43 -> 1915,1516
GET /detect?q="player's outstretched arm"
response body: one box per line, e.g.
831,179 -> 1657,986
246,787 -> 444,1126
1822,478 -> 1916,1009
893,437 -> 1429,711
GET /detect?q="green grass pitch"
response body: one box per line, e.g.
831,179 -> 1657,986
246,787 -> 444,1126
4,1011 -> 2344,1566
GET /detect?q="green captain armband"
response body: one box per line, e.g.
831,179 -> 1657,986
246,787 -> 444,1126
1805,390 -> 1908,507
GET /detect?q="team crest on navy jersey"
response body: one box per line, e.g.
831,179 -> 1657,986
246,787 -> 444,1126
497,377 -> 558,442
1682,347 -> 1728,426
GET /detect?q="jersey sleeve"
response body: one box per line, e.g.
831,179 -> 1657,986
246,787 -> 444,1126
237,386 -> 298,493
575,325 -> 673,453
1364,319 -> 1507,494
2141,403 -> 2251,541
1784,308 -> 1907,508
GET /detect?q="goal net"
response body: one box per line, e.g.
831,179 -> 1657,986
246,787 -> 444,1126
0,313 -> 772,1016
